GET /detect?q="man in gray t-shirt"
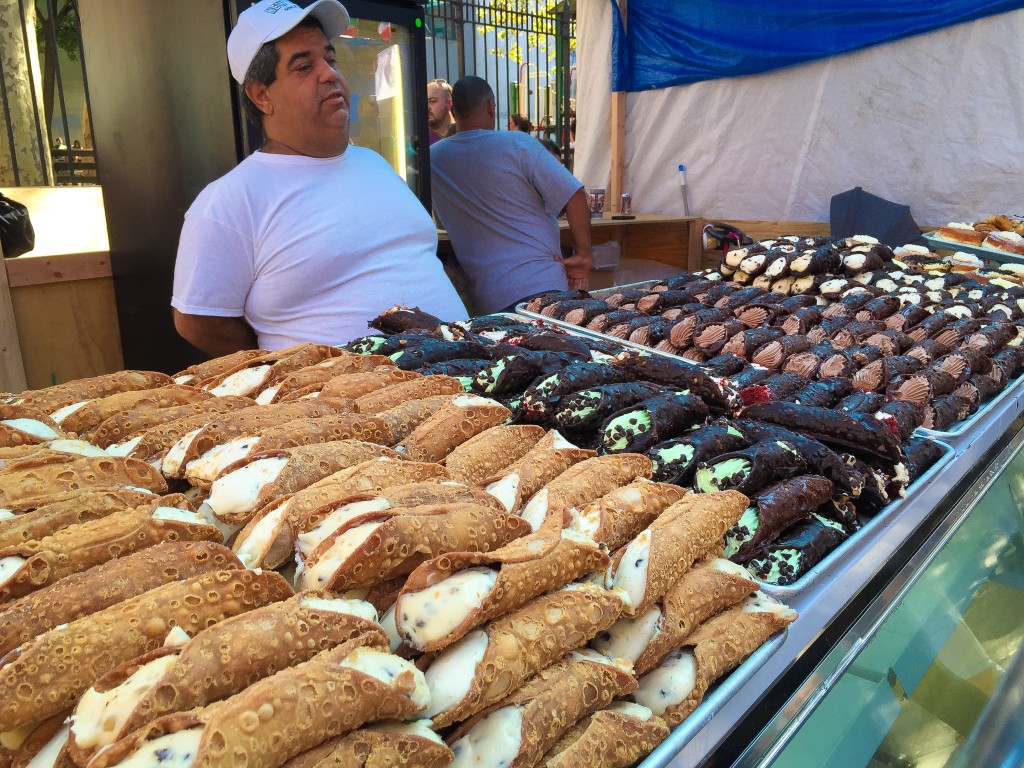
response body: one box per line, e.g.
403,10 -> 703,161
430,76 -> 592,314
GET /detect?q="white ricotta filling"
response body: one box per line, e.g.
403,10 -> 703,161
296,498 -> 392,560
339,647 -> 429,710
449,706 -> 524,768
162,427 -> 205,476
206,456 -> 288,519
0,555 -> 26,586
151,507 -> 208,525
46,439 -> 109,457
633,648 -> 697,716
518,487 -> 549,531
742,591 -> 797,621
398,567 -> 497,649
569,647 -> 634,675
254,386 -> 279,406
590,604 -> 663,664
107,728 -> 202,768
0,510 -> 13,520
299,596 -> 379,623
710,557 -> 752,578
26,724 -> 70,768
485,472 -> 520,513
379,603 -> 403,652
106,434 -> 143,457
367,720 -> 443,743
207,364 -> 272,397
50,400 -> 88,424
607,701 -> 654,721
423,630 -> 488,719
609,530 -> 652,611
234,502 -> 288,569
1,418 -> 59,440
185,437 -> 262,484
299,521 -> 384,591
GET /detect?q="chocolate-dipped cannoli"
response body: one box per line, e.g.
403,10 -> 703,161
738,251 -> 773,278
628,319 -> 674,347
788,246 -> 841,276
369,305 -> 446,334
299,722 -> 452,768
903,438 -> 945,483
993,346 -> 1024,380
667,307 -> 732,348
842,244 -> 889,274
694,438 -> 803,496
524,290 -> 591,313
205,440 -> 399,524
389,339 -> 500,371
443,424 -> 545,485
87,637 -> 429,768
12,371 -> 174,415
905,338 -> 953,365
473,351 -> 574,396
734,301 -> 785,329
605,317 -> 661,340
726,366 -> 772,390
792,378 -> 853,408
779,306 -> 822,336
69,594 -> 386,765
567,478 -> 688,551
520,362 -> 636,423
886,369 -> 957,406
751,336 -> 812,369
852,295 -> 900,323
553,382 -> 668,433
759,250 -> 802,282
779,344 -> 838,380
646,421 -> 748,486
714,285 -> 769,311
852,354 -> 923,393
607,491 -> 748,615
586,310 -> 646,333
906,310 -> 950,342
722,328 -> 785,361
724,475 -> 834,562
0,455 -> 166,510
814,351 -> 855,380
518,332 -> 596,358
863,329 -> 913,357
743,401 -> 902,461
396,395 -> 510,463
394,523 -> 608,652
632,593 -> 797,726
885,303 -> 930,331
344,331 -> 437,357
543,702 -> 670,768
693,318 -> 747,355
922,395 -> 972,431
446,651 -> 636,768
746,515 -> 850,585
834,391 -> 887,414
0,542 -> 240,660
872,401 -> 924,443
91,396 -> 256,451
635,289 -> 698,314
846,344 -> 888,368
0,501 -> 222,602
416,359 -> 490,389
776,294 -> 817,313
831,320 -> 887,349
819,277 -> 856,298
703,353 -> 748,378
932,317 -> 983,348
200,344 -> 343,397
965,322 -> 1018,354
0,569 -> 292,731
602,288 -> 649,308
517,454 -> 654,531
423,582 -> 625,728
680,348 -> 709,364
540,298 -> 611,321
615,355 -> 729,411
790,274 -> 828,295
737,372 -> 811,407
599,392 -> 710,455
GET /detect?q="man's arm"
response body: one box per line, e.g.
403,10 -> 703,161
561,187 -> 593,290
173,309 -> 258,357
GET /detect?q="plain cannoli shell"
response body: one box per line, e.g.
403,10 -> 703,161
0,414 -> 66,448
306,727 -> 452,768
429,584 -> 626,729
59,386 -> 212,438
172,350 -> 266,387
266,355 -> 396,402
0,542 -> 241,659
398,399 -> 511,463
571,479 -> 689,551
0,488 -> 161,548
16,371 -> 175,414
317,369 -> 423,401
0,500 -> 220,603
543,707 -> 671,768
0,568 -> 292,731
609,490 -> 749,615
633,561 -> 757,675
87,636 -> 424,768
448,654 -> 637,768
373,395 -> 458,443
481,447 -> 597,514
353,376 -> 465,414
69,594 -> 387,765
535,454 -> 654,514
304,503 -> 531,591
396,526 -> 609,652
443,425 -> 546,485
203,343 -> 344,393
91,396 -> 256,450
0,456 -> 167,506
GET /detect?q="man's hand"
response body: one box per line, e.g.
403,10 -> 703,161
562,187 -> 593,291
173,310 -> 258,357
561,251 -> 592,290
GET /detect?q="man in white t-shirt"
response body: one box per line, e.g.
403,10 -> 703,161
172,0 -> 468,354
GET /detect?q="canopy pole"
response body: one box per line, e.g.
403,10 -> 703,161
609,0 -> 626,212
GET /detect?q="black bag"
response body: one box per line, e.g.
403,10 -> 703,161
0,193 -> 35,258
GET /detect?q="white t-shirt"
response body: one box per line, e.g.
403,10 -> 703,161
173,147 -> 468,349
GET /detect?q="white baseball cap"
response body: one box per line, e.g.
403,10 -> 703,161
227,0 -> 351,84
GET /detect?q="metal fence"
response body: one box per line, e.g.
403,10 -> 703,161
0,0 -> 96,186
423,0 -> 575,166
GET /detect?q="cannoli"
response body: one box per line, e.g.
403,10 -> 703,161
517,332 -> 598,358
725,367 -> 771,390
779,307 -> 824,337
668,308 -> 732,349
447,650 -> 637,768
616,355 -> 729,411
299,502 -> 531,592
524,291 -> 592,313
519,362 -> 636,424
874,400 -> 925,442
632,592 -> 796,726
424,581 -> 625,728
68,594 -> 386,764
473,351 -> 575,396
646,421 -> 748,486
314,369 -> 422,402
834,391 -> 886,414
349,376 -> 464,415
0,413 -> 66,449
724,475 -> 834,562
13,371 -> 174,415
201,343 -> 343,397
922,394 -> 972,431
543,702 -> 670,768
0,456 -> 166,508
702,353 -> 747,378
392,339 -> 500,371
539,298 -> 609,321
394,524 -> 609,652
599,392 -> 709,455
788,246 -> 842,276
745,515 -> 850,585
417,359 -> 491,388
0,541 -> 241,660
722,328 -> 785,360
86,637 -> 428,768
91,396 -> 255,451
298,721 -> 452,768
586,310 -> 644,333
54,386 -> 211,438
396,395 -> 511,463
0,568 -> 292,731
885,303 -> 931,331
205,440 -> 399,524
254,354 -> 396,404
694,439 -> 804,496
172,350 -> 265,387
693,318 -> 747,355
482,442 -> 597,514
606,491 -> 747,615
903,438 -> 945,483
370,305 -> 447,335
792,377 -> 853,409
741,401 -> 903,461
568,478 -> 688,551
553,382 -> 671,433
634,289 -> 698,314
443,425 -> 545,485
736,372 -> 810,407
0,500 -> 222,602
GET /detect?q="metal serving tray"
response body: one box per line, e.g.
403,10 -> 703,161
587,279 -> 662,301
754,437 -> 955,601
639,628 -> 789,768
922,230 -> 1024,265
915,374 -> 1024,440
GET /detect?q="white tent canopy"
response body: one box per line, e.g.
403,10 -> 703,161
574,4 -> 1024,227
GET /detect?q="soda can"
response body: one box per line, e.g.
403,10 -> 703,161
620,193 -> 632,215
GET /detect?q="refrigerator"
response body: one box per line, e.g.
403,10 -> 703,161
77,0 -> 431,374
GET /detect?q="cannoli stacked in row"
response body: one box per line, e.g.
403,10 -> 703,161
935,214 -> 1024,255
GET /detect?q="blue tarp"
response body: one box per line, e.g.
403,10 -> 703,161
611,0 -> 1024,92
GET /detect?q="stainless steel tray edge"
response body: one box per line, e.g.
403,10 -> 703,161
587,279 -> 662,301
922,231 -> 1024,265
914,375 -> 1024,440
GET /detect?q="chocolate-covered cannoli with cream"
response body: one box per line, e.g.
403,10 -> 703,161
201,344 -> 343,398
905,338 -> 953,366
0,542 -> 240,660
736,372 -> 810,407
554,382 -> 668,433
447,650 -> 637,768
628,318 -> 675,348
370,305 -> 446,335
482,440 -> 596,514
886,369 -> 955,406
905,310 -> 950,343
885,303 -> 930,331
694,439 -> 804,496
863,329 -> 913,357
746,515 -> 850,585
394,522 -> 608,652
396,395 -> 510,463
344,331 -> 438,357
832,320 -> 888,349
853,354 -> 924,393
903,437 -> 945,483
602,288 -> 649,308
442,424 -> 545,485
599,392 -> 709,455
922,394 -> 972,431
788,246 -> 841,276
586,310 -> 646,333
68,594 -> 386,765
993,346 -> 1024,379
0,499 -> 221,602
390,340 -> 500,371
792,377 -> 853,408
520,362 -> 637,424
714,285 -> 768,311
416,359 -> 489,389
92,396 -> 255,451
567,478 -> 688,551
540,298 -> 610,321
852,295 -> 900,323
0,413 -> 66,449
12,371 -> 174,415
743,401 -> 902,460
607,490 -> 748,614
724,475 -> 834,562
733,301 -> 784,329
0,568 -> 292,731
722,328 -> 785,361
806,317 -> 848,345
205,440 -> 399,524
834,391 -> 887,414
87,637 -> 428,768
472,351 -> 573,396
632,592 -> 796,726
702,353 -> 747,378
693,318 -> 746,355
424,581 -> 625,728
255,354 -> 395,404
300,722 -> 452,768
751,336 -> 813,369
667,307 -> 732,348
0,455 -> 166,509
635,289 -> 698,314
543,702 -> 669,768
646,421 -> 748,486
606,316 -> 659,340
725,367 -> 771,391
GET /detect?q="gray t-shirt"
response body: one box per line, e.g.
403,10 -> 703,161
430,129 -> 583,313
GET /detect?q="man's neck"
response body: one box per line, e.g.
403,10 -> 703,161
262,135 -> 347,158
